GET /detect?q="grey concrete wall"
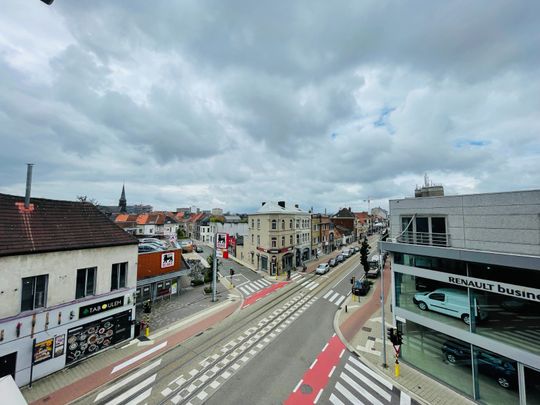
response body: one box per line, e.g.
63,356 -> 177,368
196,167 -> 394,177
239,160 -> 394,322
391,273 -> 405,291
389,189 -> 540,256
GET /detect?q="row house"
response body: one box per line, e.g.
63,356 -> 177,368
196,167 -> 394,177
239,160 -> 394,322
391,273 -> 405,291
310,214 -> 335,257
237,201 -> 310,276
114,212 -> 180,238
331,207 -> 357,245
0,193 -> 138,386
354,211 -> 371,240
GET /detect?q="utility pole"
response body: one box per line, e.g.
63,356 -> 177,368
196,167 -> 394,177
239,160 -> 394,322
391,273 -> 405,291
379,240 -> 387,368
212,231 -> 217,302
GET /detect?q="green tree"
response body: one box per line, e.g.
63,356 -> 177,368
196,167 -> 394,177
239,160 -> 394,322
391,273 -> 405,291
176,227 -> 187,240
360,237 -> 370,275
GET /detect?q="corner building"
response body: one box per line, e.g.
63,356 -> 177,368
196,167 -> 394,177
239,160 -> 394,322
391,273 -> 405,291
381,189 -> 540,405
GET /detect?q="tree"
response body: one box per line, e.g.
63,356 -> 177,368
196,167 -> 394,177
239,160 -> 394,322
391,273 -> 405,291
360,237 -> 370,276
76,195 -> 100,207
176,227 -> 187,240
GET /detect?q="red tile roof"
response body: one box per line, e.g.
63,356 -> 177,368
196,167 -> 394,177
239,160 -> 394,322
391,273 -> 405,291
0,193 -> 138,257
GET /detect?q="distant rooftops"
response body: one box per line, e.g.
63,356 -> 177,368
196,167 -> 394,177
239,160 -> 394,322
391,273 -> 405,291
256,201 -> 307,214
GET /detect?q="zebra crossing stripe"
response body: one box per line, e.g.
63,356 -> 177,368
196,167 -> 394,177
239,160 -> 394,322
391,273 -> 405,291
323,290 -> 333,299
329,292 -> 339,303
329,393 -> 346,405
244,284 -> 256,293
239,287 -> 249,295
253,280 -> 266,288
344,363 -> 392,401
348,356 -> 393,389
400,391 -> 411,405
335,295 -> 345,306
308,282 -> 318,291
106,374 -> 156,405
126,387 -> 152,405
341,372 -> 384,405
335,381 -> 365,405
300,280 -> 311,287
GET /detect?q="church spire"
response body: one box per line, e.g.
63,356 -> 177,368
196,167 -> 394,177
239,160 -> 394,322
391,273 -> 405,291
119,184 -> 127,213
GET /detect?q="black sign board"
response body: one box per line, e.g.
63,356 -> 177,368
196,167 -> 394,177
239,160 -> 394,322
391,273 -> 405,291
79,296 -> 124,319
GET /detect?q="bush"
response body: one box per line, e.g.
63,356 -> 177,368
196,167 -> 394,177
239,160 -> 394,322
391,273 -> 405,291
203,286 -> 212,294
191,279 -> 204,287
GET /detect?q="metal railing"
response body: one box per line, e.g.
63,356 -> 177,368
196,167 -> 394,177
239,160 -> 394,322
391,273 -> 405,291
397,231 -> 450,247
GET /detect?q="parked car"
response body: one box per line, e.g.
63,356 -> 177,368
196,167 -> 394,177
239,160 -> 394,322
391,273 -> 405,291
315,263 -> 330,275
415,276 -> 440,292
336,254 -> 345,263
441,340 -> 517,389
413,288 -> 488,325
353,246 -> 360,253
366,267 -> 380,279
195,246 -> 204,253
341,249 -> 351,258
328,258 -> 337,267
138,243 -> 160,253
352,279 -> 371,296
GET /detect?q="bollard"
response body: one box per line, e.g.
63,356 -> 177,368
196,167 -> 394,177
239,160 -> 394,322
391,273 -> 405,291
345,305 -> 348,313
394,360 -> 400,377
145,326 -> 150,337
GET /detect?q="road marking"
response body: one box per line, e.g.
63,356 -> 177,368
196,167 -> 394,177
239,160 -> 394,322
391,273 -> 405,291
96,359 -> 162,401
344,364 -> 391,401
341,372 -> 384,405
111,342 -> 167,374
293,379 -> 303,393
329,393 -> 346,405
339,349 -> 345,358
348,356 -> 393,389
323,290 -> 333,299
322,342 -> 329,352
239,287 -> 249,295
335,295 -> 345,306
329,292 -> 339,303
314,388 -> 324,404
307,282 -> 318,291
126,387 -> 152,405
328,365 -> 336,378
335,381 -> 365,405
310,359 -> 318,369
107,374 -> 156,405
300,279 -> 311,287
400,392 -> 411,405
244,284 -> 255,293
333,265 -> 359,288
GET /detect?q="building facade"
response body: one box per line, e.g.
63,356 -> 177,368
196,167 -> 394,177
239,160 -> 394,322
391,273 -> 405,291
381,189 -> 540,405
239,202 -> 310,275
0,193 -> 138,387
311,214 -> 334,256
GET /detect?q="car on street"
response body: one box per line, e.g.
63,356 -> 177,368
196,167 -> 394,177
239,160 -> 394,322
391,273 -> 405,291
353,246 -> 360,253
441,340 -> 517,389
366,267 -> 380,279
315,263 -> 330,275
328,258 -> 337,267
341,249 -> 351,258
336,254 -> 344,263
195,245 -> 204,253
352,279 -> 371,296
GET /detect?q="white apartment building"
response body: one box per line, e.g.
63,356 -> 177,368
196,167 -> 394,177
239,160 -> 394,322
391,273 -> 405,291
0,193 -> 138,387
381,189 -> 540,404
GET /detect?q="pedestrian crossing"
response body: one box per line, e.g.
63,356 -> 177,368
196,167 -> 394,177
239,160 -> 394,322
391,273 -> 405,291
323,289 -> 347,306
299,278 -> 319,291
94,359 -> 161,404
237,278 -> 272,296
325,355 -> 411,405
290,272 -> 303,282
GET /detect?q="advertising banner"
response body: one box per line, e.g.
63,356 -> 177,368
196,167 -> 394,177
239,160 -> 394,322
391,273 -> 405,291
54,335 -> 65,357
33,338 -> 54,365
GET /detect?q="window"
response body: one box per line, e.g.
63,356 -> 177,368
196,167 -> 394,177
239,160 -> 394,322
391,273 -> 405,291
271,219 -> 277,230
271,237 -> 277,248
257,219 -> 260,229
251,234 -> 254,244
296,234 -> 300,244
76,267 -> 97,299
290,219 -> 293,229
290,235 -> 293,244
257,235 -> 260,245
111,262 -> 127,291
21,275 -> 48,311
282,236 -> 285,246
251,219 -> 254,228
282,220 -> 285,230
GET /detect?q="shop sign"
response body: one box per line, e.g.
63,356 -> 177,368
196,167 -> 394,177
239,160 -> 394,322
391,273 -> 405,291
54,335 -> 65,357
216,233 -> 228,249
171,280 -> 178,295
79,296 -> 124,319
33,338 -> 54,365
161,252 -> 175,268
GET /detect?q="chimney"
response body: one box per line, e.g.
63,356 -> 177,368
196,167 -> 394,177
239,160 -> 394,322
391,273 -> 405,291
295,204 -> 299,208
262,202 -> 266,207
25,163 -> 34,208
278,201 -> 285,208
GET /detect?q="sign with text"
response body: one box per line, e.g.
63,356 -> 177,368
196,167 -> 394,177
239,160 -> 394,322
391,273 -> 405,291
79,296 -> 124,319
161,252 -> 175,268
54,334 -> 65,357
33,338 -> 54,365
216,233 -> 228,249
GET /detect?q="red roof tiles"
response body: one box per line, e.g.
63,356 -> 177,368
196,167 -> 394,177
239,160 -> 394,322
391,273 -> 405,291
0,193 -> 138,257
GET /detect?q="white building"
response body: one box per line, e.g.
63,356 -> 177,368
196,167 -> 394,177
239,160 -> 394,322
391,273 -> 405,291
381,189 -> 540,404
0,193 -> 138,386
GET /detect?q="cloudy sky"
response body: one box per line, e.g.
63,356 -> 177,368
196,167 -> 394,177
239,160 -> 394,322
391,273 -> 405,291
1,1 -> 539,213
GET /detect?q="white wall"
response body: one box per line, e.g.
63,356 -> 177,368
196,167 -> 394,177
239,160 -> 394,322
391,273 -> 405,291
0,244 -> 138,319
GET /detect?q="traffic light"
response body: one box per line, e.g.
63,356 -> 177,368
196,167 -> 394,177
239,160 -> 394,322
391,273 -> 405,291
350,276 -> 355,284
387,327 -> 396,344
143,301 -> 152,314
396,330 -> 403,345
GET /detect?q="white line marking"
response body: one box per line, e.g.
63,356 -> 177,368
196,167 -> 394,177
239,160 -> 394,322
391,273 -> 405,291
111,342 -> 167,374
314,388 -> 323,404
333,266 -> 357,288
293,379 -> 303,393
239,287 -> 249,295
329,292 -> 340,303
323,290 -> 333,299
310,359 -> 318,369
96,359 -> 161,401
322,342 -> 329,352
339,349 -> 345,358
335,295 -> 345,306
126,387 -> 152,405
400,392 -> 411,405
341,372 -> 384,405
329,393 -> 346,405
328,365 -> 336,378
107,374 -> 156,405
244,284 -> 255,293
344,364 -> 392,401
348,356 -> 393,389
210,381 -> 220,389
308,282 -> 318,291
335,381 -> 365,405
300,280 -> 311,287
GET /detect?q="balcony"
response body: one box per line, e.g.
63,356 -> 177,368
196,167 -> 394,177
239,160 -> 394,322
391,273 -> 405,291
397,231 -> 450,247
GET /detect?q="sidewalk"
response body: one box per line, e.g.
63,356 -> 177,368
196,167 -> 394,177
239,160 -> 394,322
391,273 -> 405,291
335,262 -> 476,405
21,281 -> 242,405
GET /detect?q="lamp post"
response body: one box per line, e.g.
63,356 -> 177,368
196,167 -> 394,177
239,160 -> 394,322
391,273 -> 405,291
379,241 -> 387,368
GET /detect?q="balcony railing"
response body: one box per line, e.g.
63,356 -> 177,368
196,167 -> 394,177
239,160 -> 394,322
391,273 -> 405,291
397,231 -> 450,247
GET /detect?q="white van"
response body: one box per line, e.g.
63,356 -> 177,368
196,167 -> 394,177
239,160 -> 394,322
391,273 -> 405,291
413,288 -> 487,325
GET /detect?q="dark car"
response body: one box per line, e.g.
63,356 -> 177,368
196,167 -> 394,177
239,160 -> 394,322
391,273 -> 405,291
336,254 -> 345,263
442,340 -> 517,389
352,279 -> 371,296
195,246 -> 204,253
329,258 -> 337,267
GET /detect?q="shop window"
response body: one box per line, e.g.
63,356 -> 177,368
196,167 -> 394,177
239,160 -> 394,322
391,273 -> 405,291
76,267 -> 96,299
21,275 -> 48,311
111,262 -> 127,291
525,367 -> 540,405
473,346 -> 519,404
